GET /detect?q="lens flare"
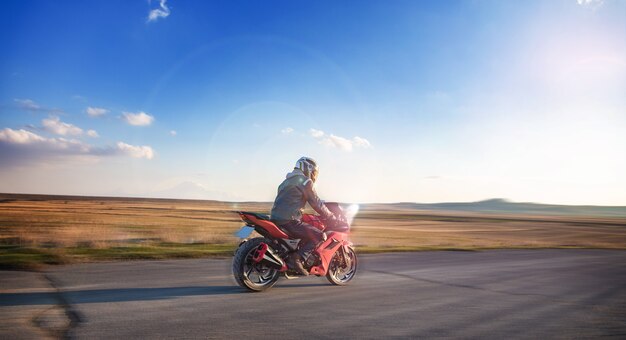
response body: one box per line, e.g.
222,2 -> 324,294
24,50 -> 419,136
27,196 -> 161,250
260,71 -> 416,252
345,204 -> 360,225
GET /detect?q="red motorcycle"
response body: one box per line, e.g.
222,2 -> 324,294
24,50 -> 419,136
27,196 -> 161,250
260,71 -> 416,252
232,203 -> 358,292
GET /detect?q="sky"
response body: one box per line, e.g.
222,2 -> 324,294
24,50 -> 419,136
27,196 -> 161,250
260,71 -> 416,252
0,0 -> 625,205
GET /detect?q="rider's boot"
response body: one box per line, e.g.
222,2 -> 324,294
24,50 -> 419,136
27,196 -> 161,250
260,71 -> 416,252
303,253 -> 318,268
287,253 -> 309,276
301,240 -> 323,268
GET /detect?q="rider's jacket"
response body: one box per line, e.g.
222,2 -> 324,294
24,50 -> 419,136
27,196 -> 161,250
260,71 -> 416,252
270,169 -> 333,224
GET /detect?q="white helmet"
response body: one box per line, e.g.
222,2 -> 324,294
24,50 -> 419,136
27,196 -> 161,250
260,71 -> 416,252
295,157 -> 319,180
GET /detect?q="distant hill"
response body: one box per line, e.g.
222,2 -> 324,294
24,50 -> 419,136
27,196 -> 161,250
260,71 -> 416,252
147,181 -> 241,201
0,193 -> 624,218
363,198 -> 626,217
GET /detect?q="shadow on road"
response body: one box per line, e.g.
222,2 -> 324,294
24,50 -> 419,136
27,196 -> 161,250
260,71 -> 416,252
274,282 -> 330,289
0,285 -> 243,306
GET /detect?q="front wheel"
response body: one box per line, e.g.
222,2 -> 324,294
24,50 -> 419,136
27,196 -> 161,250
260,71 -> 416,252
232,237 -> 280,292
326,246 -> 357,285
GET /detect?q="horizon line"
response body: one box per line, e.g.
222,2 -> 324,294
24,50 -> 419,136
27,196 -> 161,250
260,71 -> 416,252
1,192 -> 624,208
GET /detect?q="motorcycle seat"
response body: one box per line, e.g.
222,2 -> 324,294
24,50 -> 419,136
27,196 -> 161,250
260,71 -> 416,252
237,211 -> 290,239
239,211 -> 271,221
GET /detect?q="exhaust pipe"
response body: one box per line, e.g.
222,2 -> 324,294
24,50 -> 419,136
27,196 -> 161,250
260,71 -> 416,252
252,243 -> 287,272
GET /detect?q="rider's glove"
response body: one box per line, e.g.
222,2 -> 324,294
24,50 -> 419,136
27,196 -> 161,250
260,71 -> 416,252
327,213 -> 340,223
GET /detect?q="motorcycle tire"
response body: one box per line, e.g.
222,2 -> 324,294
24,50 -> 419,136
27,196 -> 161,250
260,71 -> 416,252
326,246 -> 358,285
232,237 -> 280,292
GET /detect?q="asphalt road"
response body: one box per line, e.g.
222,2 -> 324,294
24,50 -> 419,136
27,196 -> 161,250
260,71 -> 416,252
2,249 -> 625,339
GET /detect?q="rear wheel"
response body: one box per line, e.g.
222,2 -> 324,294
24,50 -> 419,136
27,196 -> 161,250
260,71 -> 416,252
326,246 -> 357,285
232,237 -> 280,292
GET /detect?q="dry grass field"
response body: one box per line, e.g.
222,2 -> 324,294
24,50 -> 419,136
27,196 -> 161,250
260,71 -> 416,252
1,194 -> 625,269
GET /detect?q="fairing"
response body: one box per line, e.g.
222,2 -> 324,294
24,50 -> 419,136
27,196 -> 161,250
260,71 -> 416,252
309,231 -> 351,276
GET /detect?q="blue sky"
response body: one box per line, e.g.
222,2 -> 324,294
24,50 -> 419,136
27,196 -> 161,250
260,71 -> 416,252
1,0 -> 625,205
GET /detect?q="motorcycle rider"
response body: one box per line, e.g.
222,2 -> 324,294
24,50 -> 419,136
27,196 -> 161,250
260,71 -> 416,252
270,157 -> 337,276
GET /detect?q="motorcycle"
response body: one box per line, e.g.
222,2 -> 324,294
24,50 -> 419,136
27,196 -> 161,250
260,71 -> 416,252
232,203 -> 358,292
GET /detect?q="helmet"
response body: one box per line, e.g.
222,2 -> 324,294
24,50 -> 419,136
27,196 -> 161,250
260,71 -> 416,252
295,157 -> 319,181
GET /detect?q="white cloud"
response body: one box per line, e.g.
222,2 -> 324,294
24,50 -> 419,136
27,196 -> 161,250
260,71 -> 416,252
42,116 -> 83,136
352,136 -> 372,148
122,111 -> 154,126
309,128 -> 372,152
281,127 -> 294,134
0,128 -> 90,154
14,98 -> 63,114
577,0 -> 602,5
148,0 -> 171,22
320,134 -> 354,151
116,142 -> 155,159
169,130 -> 177,136
86,107 -> 108,117
87,130 -> 99,138
309,128 -> 325,138
576,0 -> 604,9
0,128 -> 46,144
0,128 -> 155,167
14,98 -> 40,111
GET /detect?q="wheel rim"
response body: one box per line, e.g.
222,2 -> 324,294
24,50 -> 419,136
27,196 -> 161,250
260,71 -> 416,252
243,247 -> 278,287
330,249 -> 357,283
